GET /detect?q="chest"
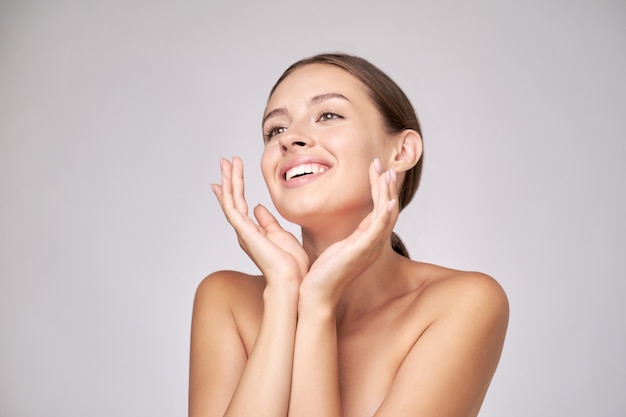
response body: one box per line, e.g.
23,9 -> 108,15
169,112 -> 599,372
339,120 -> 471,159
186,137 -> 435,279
336,305 -> 426,417
238,295 -> 428,416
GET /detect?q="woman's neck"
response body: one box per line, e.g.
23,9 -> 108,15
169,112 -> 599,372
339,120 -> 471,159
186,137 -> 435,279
301,224 -> 413,324
299,207 -> 370,261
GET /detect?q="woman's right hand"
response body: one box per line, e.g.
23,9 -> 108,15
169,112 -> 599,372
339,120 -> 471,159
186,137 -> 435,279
211,157 -> 310,285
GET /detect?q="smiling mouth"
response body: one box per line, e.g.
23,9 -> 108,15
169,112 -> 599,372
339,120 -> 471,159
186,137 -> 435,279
285,163 -> 328,181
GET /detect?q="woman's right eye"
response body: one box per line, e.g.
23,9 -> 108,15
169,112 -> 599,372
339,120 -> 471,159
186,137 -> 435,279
264,126 -> 287,141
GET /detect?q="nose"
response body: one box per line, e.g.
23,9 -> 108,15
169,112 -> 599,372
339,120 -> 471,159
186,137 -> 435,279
278,125 -> 313,153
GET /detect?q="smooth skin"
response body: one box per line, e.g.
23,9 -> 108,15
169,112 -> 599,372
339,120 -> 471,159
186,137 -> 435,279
189,64 -> 509,417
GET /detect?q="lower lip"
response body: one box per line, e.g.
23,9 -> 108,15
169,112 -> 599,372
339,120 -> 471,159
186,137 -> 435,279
282,170 -> 328,188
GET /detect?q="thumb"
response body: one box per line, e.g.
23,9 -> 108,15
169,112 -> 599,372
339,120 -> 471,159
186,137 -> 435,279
253,204 -> 283,233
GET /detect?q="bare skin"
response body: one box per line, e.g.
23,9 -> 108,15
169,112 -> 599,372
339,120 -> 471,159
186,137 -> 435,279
189,64 -> 509,417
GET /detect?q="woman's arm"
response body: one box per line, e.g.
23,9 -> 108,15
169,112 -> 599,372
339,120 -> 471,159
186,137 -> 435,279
189,271 -> 299,417
190,157 -> 309,417
189,272 -> 248,417
288,298 -> 342,417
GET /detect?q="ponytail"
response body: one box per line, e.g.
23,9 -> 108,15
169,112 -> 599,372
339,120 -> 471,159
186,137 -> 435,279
391,231 -> 410,258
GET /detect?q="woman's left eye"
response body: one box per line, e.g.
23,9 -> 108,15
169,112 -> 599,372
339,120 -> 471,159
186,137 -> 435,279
318,112 -> 342,122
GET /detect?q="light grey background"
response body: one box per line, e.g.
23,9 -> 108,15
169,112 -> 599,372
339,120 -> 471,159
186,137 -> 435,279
1,0 -> 624,416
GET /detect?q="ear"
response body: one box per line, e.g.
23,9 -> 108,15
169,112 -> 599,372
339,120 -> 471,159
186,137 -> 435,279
387,129 -> 422,173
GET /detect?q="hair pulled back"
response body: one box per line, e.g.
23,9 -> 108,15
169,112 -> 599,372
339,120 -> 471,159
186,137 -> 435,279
269,53 -> 423,258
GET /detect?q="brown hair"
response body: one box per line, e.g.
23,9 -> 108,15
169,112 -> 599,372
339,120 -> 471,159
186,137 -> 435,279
269,53 -> 423,258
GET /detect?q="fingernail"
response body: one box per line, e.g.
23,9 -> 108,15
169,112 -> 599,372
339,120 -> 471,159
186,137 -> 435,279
374,158 -> 382,174
391,168 -> 397,183
387,198 -> 397,212
386,169 -> 392,184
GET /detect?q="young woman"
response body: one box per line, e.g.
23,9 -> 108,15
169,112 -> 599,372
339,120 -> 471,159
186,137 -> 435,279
189,53 -> 509,417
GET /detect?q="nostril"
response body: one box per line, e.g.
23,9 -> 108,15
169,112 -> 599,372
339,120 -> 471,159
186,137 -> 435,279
293,141 -> 306,146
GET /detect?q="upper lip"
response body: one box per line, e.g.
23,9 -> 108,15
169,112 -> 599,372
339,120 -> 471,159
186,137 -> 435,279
279,156 -> 332,180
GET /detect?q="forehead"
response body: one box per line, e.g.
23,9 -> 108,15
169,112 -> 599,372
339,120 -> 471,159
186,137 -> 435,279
266,64 -> 369,108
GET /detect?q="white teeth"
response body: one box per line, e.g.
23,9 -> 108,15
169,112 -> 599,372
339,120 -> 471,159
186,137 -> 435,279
285,163 -> 327,180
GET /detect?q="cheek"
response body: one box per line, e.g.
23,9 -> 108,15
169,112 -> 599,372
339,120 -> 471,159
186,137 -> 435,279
260,147 -> 276,185
344,133 -> 383,167
332,125 -> 378,152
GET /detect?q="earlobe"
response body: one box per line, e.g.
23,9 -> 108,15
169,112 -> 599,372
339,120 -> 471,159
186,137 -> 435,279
390,129 -> 422,172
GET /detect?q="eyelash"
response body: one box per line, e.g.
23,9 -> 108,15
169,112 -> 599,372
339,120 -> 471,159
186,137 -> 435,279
263,110 -> 344,142
263,125 -> 286,142
316,109 -> 343,122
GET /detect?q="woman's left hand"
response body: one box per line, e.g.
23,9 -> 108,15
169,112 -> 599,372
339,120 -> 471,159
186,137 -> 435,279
299,159 -> 399,307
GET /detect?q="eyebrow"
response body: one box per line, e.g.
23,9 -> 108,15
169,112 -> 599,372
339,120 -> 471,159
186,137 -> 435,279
262,93 -> 350,126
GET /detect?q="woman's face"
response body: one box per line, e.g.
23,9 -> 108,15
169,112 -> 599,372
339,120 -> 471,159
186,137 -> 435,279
261,64 -> 394,227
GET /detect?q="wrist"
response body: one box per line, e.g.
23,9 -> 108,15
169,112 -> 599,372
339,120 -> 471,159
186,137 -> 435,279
297,289 -> 337,320
263,280 -> 300,304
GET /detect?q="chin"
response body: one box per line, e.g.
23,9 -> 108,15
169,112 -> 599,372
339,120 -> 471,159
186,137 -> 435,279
274,204 -> 320,226
276,199 -> 372,230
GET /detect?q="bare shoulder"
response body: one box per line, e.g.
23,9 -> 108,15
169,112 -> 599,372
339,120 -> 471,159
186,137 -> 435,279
193,271 -> 265,338
195,269 -> 265,294
409,261 -> 509,324
373,263 -> 509,417
194,270 -> 265,309
189,271 -> 265,416
191,270 -> 265,355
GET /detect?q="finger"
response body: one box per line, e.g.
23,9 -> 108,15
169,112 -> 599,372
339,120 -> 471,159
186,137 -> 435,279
231,156 -> 248,216
358,162 -> 390,233
253,204 -> 283,233
378,170 -> 399,240
369,159 -> 381,209
372,167 -> 390,218
221,157 -> 249,216
365,168 -> 398,239
383,169 -> 398,212
210,183 -> 224,207
387,168 -> 399,213
220,157 -> 235,210
219,158 -> 252,229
